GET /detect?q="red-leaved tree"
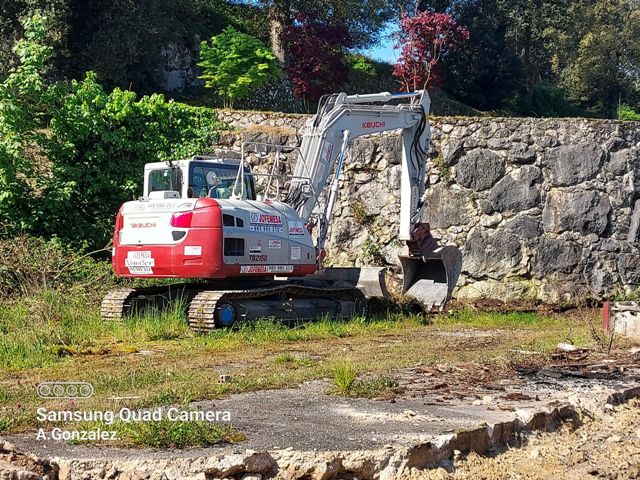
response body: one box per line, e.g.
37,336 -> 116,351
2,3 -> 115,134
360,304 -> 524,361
393,11 -> 469,91
281,13 -> 351,103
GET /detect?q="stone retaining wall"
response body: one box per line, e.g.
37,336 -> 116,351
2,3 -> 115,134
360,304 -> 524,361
215,110 -> 640,301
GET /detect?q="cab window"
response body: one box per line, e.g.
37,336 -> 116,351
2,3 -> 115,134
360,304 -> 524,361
188,163 -> 255,200
149,168 -> 182,194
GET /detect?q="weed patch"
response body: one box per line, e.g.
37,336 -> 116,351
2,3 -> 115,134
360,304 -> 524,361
71,419 -> 244,448
272,352 -> 315,367
332,361 -> 358,393
330,362 -> 400,398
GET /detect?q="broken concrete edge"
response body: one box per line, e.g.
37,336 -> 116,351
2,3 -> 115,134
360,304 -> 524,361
3,386 -> 639,480
606,301 -> 640,341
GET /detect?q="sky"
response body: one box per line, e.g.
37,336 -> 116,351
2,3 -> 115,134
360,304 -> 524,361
361,23 -> 399,64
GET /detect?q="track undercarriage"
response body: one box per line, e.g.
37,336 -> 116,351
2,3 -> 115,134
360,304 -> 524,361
101,280 -> 367,333
100,248 -> 462,333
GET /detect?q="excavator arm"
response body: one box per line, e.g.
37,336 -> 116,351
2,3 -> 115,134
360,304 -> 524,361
286,91 -> 429,243
285,90 -> 462,309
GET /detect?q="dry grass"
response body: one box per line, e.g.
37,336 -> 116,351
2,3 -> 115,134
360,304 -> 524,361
0,295 -> 596,435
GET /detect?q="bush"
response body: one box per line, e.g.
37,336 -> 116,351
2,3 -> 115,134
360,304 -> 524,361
619,104 -> 640,121
0,15 -> 228,249
0,237 -> 113,299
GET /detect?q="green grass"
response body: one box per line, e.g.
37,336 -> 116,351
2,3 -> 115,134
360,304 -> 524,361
332,361 -> 358,392
0,289 -> 597,438
439,309 -> 558,328
70,419 -> 244,448
0,290 -> 191,371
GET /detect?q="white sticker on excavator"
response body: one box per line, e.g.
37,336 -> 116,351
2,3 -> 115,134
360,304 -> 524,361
240,265 -> 294,274
184,246 -> 202,256
269,240 -> 281,249
288,221 -> 305,236
125,251 -> 155,275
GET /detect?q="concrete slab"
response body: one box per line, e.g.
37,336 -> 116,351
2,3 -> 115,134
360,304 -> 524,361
5,372 -> 639,462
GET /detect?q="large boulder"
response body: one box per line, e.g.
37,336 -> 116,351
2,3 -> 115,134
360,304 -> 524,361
454,149 -> 505,191
489,165 -> 541,213
423,184 -> 472,229
543,142 -> 605,186
462,228 -> 522,279
542,188 -> 611,234
533,236 -> 583,277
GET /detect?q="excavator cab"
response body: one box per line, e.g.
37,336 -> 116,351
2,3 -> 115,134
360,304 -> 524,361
144,158 -> 256,201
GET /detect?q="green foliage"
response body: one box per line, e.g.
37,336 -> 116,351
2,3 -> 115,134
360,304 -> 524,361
0,0 -> 245,91
44,73 -> 224,246
429,0 -> 639,117
331,361 -> 357,392
198,26 -> 281,108
0,237 -> 113,298
545,0 -> 640,117
503,83 -> 586,118
0,15 -> 227,248
349,54 -> 376,77
619,105 -> 640,121
361,237 -> 386,266
345,54 -> 397,94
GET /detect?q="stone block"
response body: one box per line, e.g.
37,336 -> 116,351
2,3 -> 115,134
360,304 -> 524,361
489,165 -> 541,213
543,142 -> 604,186
542,188 -> 611,234
454,149 -> 505,191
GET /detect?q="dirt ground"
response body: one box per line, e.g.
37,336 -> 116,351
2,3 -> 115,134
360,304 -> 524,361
415,399 -> 640,480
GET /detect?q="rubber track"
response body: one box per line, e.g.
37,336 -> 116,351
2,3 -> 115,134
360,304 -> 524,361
100,287 -> 136,321
101,284 -> 364,332
188,284 -> 365,332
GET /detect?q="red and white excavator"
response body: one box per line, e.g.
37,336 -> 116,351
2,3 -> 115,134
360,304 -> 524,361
101,90 -> 462,331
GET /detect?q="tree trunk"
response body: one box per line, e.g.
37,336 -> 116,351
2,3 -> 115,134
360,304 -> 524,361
268,1 -> 289,64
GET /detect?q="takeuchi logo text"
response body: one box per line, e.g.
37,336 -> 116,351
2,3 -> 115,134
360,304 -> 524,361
130,222 -> 156,228
362,121 -> 385,129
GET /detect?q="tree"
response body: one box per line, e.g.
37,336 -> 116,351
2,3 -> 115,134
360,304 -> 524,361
546,0 -> 640,117
237,0 -> 410,63
0,14 -> 226,248
280,14 -> 351,103
393,10 -> 469,91
1,0 -> 241,92
438,0 -> 522,110
198,26 -> 281,108
0,13 -> 55,235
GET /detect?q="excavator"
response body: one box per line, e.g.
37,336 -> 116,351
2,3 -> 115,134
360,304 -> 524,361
100,90 -> 462,331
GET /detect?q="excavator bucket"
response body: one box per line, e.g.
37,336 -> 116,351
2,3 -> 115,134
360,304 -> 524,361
352,245 -> 462,311
398,246 -> 462,310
